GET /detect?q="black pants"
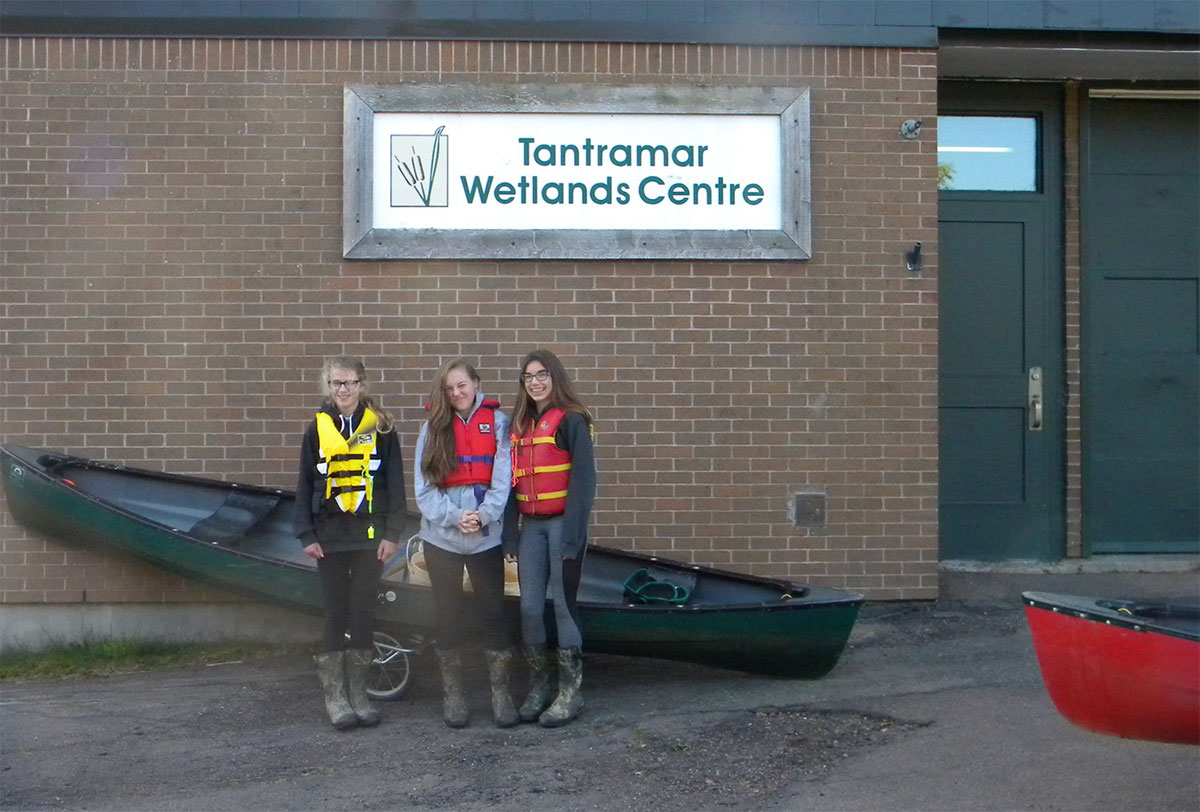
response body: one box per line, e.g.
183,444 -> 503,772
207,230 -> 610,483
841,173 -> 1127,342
316,548 -> 380,652
423,542 -> 512,651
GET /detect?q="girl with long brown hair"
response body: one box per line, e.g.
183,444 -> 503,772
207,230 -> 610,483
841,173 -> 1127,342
414,357 -> 517,728
502,349 -> 596,727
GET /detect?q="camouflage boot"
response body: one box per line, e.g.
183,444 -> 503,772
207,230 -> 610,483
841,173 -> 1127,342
484,648 -> 520,728
518,645 -> 553,723
538,646 -> 583,728
435,648 -> 469,728
313,651 -> 357,730
344,648 -> 381,727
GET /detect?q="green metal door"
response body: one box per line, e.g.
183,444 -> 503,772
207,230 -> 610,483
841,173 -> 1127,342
937,84 -> 1064,561
1082,95 -> 1199,553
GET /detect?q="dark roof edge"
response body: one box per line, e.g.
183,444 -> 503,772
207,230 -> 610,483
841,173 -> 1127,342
939,28 -> 1199,49
0,16 -> 939,48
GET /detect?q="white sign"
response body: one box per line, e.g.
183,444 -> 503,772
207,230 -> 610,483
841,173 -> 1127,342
344,83 -> 811,260
372,113 -> 782,231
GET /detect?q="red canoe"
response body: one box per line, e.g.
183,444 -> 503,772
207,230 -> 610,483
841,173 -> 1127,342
1023,591 -> 1200,745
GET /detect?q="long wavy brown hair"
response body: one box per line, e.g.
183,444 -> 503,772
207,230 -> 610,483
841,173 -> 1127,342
320,356 -> 394,433
420,357 -> 480,486
511,349 -> 592,436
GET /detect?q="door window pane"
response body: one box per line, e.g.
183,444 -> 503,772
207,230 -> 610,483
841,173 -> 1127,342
938,116 -> 1038,191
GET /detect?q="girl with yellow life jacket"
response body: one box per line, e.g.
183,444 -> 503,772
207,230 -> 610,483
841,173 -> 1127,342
415,358 -> 517,728
502,349 -> 596,728
293,357 -> 406,730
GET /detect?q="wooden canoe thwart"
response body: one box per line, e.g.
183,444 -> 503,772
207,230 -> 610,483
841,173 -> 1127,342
2,444 -> 863,678
1023,591 -> 1200,745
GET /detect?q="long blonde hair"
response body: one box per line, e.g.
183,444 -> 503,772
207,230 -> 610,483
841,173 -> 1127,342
420,357 -> 480,486
320,356 -> 395,433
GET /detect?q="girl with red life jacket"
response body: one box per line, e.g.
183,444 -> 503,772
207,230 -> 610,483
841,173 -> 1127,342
414,358 -> 517,728
293,356 -> 406,730
502,349 -> 596,728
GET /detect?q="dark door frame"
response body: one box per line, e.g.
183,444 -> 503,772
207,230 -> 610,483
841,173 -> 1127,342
937,80 -> 1066,560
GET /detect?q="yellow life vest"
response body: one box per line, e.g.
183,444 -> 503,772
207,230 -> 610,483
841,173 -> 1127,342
315,408 -> 381,520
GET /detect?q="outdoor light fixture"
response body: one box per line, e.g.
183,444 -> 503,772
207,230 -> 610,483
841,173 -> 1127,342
900,119 -> 922,139
905,242 -> 923,273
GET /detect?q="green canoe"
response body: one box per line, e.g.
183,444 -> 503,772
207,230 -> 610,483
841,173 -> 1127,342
2,444 -> 862,679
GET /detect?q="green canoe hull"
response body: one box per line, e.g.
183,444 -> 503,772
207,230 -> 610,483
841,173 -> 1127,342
3,445 -> 861,677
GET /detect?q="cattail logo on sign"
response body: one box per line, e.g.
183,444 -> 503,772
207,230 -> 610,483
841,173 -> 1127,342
391,126 -> 448,207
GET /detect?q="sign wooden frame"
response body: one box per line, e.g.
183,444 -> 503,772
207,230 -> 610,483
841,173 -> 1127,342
343,83 -> 810,260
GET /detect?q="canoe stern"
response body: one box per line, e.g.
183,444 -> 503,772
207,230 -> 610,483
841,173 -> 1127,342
1024,592 -> 1200,745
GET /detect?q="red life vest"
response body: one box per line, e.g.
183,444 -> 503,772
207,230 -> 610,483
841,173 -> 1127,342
441,398 -> 500,488
511,407 -> 572,516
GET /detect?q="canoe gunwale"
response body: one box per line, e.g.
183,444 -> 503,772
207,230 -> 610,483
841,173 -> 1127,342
588,592 -> 861,613
31,448 -> 294,506
1022,591 -> 1200,643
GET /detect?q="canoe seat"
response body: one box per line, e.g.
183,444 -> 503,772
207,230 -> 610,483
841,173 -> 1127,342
190,491 -> 281,546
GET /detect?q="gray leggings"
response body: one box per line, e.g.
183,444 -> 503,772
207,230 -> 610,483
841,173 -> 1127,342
517,515 -> 584,649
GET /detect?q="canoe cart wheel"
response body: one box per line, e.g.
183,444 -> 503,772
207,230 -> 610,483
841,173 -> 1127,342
367,630 -> 415,700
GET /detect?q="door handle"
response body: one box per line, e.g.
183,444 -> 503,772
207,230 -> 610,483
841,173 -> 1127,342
1028,367 -> 1043,431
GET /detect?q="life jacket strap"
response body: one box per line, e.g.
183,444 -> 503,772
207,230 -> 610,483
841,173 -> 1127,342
514,489 -> 569,503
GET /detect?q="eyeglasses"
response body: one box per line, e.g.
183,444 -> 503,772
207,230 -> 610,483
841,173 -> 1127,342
328,379 -> 361,390
520,370 -> 551,383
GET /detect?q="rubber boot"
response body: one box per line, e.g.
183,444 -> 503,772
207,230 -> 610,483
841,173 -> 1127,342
313,651 -> 357,730
344,648 -> 381,727
518,645 -> 553,723
435,648 -> 469,728
539,646 -> 583,728
484,648 -> 520,728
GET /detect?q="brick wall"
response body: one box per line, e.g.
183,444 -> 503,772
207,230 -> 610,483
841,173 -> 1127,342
1,37 -> 940,603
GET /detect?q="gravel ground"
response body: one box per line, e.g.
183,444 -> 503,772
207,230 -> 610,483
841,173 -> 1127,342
1,605 -> 932,812
386,702 -> 921,810
0,648 -> 920,812
3,598 -> 1196,812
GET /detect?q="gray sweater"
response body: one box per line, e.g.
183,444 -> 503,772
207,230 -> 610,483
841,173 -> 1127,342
413,393 -> 512,555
